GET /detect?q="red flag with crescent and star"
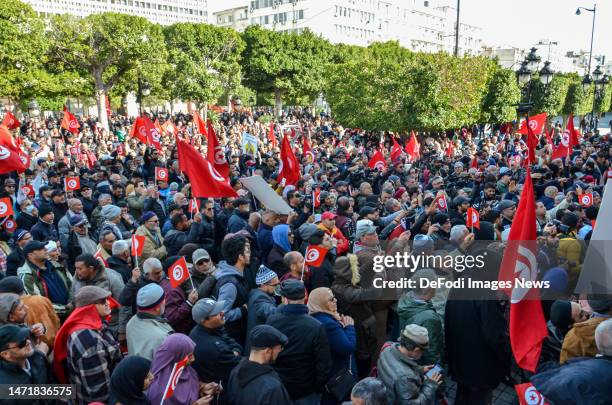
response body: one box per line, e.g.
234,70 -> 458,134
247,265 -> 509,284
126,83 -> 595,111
167,256 -> 190,288
161,354 -> 191,401
1,111 -> 20,130
498,168 -> 547,372
278,134 -> 300,186
404,130 -> 420,162
61,108 -> 80,135
518,113 -> 547,135
368,149 -> 386,171
206,120 -> 229,178
305,245 -> 328,267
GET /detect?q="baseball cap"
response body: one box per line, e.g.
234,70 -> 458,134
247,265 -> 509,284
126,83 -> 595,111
192,298 -> 225,323
22,241 -> 47,256
279,279 -> 305,300
192,249 -> 210,264
250,325 -> 288,349
321,212 -> 337,220
0,325 -> 30,352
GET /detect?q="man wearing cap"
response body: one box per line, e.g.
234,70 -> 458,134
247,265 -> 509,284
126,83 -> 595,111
18,241 -> 72,316
99,204 -> 131,241
190,298 -> 242,397
318,211 -> 349,255
227,325 -> 291,405
126,283 -> 173,360
50,189 -> 68,227
192,248 -> 216,294
0,324 -> 49,387
377,324 -> 441,404
227,198 -> 251,234
30,204 -> 58,242
58,198 -> 87,249
266,279 -> 332,403
135,211 -> 167,262
497,199 -> 516,231
449,196 -> 470,227
245,265 -> 280,354
6,230 -> 32,277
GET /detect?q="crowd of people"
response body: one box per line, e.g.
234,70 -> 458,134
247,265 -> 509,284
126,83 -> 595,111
0,106 -> 611,405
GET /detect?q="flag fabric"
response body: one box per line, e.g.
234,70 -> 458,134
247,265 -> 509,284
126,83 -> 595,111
131,235 -> 145,257
154,119 -> 164,135
21,184 -> 35,198
313,188 -> 321,209
193,111 -> 208,137
129,117 -> 149,144
543,127 -> 553,146
303,136 -> 314,163
470,156 -> 478,169
268,122 -> 277,148
567,114 -> 580,148
141,116 -> 163,152
525,116 -> 539,166
435,195 -> 447,211
305,245 -> 328,267
0,144 -> 27,174
176,138 -> 237,198
161,354 -> 191,401
551,130 -> 571,161
518,113 -> 547,135
391,137 -> 403,162
368,149 -> 386,171
206,120 -> 230,178
189,198 -> 200,214
0,125 -> 20,152
515,382 -> 549,405
466,207 -> 480,230
1,216 -> 16,232
94,249 -> 108,267
155,167 -> 169,182
498,168 -> 547,372
445,142 -> 454,157
0,198 -> 14,218
1,112 -> 20,130
162,119 -> 179,137
61,108 -> 80,135
404,131 -> 420,161
579,193 -> 593,207
65,177 -> 80,191
278,134 -> 301,187
167,256 -> 190,288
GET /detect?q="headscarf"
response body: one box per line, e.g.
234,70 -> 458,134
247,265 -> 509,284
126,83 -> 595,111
307,287 -> 341,321
146,334 -> 199,405
53,305 -> 104,383
109,356 -> 151,405
272,224 -> 292,253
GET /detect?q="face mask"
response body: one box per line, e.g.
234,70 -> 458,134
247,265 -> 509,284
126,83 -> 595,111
274,285 -> 282,297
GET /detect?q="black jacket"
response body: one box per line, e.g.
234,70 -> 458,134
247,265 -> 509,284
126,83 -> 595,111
227,359 -> 292,405
106,255 -> 132,283
16,213 -> 37,231
189,324 -> 242,399
197,217 -> 216,260
309,253 -> 335,290
163,222 -> 202,257
266,244 -> 289,278
30,220 -> 58,243
0,351 -> 49,405
266,304 -> 332,400
6,247 -> 24,277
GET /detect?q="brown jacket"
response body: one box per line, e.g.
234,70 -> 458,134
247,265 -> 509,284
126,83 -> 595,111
22,295 -> 61,348
560,316 -> 609,363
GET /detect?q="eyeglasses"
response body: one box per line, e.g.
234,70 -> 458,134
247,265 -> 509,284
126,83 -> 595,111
328,296 -> 337,303
5,338 -> 30,351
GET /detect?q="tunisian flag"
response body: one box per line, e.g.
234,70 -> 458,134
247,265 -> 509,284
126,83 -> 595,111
1,111 -> 20,130
161,354 -> 191,401
498,168 -> 547,372
193,111 -> 208,137
177,137 -> 237,198
129,117 -> 149,144
167,256 -> 190,288
61,108 -> 80,135
303,136 -> 314,163
278,134 -> 300,186
518,113 -> 547,135
404,131 -> 420,161
368,149 -> 386,170
268,122 -> 278,148
550,130 -> 571,161
566,114 -> 580,148
0,125 -> 20,151
206,120 -> 230,178
0,131 -> 26,174
141,115 -> 163,152
390,137 -> 403,162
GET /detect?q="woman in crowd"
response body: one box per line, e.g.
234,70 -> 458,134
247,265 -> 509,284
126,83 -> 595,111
109,356 -> 153,405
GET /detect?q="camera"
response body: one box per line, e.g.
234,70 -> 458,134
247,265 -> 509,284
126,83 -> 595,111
550,219 -> 570,235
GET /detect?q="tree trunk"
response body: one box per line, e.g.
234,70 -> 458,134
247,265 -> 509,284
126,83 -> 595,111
203,104 -> 208,123
274,88 -> 282,118
93,71 -> 109,132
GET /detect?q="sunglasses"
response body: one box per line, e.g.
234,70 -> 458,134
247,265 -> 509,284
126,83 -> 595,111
196,259 -> 211,265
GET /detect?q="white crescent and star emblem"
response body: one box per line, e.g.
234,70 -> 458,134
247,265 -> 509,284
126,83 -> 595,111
158,169 -> 167,179
207,161 -> 226,182
561,131 -> 570,147
171,364 -> 185,390
172,265 -> 184,281
306,248 -> 319,262
67,179 -> 77,188
138,127 -> 147,137
0,202 -> 7,215
524,386 -> 545,405
528,120 -> 537,130
374,161 -> 385,170
132,238 -> 139,252
69,120 -> 78,129
5,219 -> 15,230
0,146 -> 10,160
214,146 -> 226,165
511,244 -> 538,303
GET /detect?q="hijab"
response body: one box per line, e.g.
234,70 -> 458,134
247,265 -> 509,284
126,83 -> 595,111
307,287 -> 341,321
272,224 -> 292,253
109,356 -> 151,405
146,334 -> 199,405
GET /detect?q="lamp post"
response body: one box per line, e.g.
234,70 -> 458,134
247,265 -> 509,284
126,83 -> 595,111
516,48 -> 555,133
587,65 -> 609,132
576,4 -> 599,131
137,77 -> 151,116
27,100 -> 40,121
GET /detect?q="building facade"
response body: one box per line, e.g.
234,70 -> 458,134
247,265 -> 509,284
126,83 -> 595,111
245,0 -> 483,55
214,6 -> 250,32
23,0 -> 208,25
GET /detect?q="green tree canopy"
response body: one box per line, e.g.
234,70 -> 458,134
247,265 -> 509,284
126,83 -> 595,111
481,67 -> 521,124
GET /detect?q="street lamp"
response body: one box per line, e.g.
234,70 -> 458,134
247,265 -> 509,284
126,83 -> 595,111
137,78 -> 151,115
582,75 -> 593,92
27,100 -> 40,120
517,62 -> 532,85
525,47 -> 541,72
516,47 -> 553,120
539,61 -> 554,86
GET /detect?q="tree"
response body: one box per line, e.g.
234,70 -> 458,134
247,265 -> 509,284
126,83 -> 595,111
563,74 -> 593,118
594,83 -> 611,116
47,12 -> 165,130
164,23 -> 244,120
242,26 -> 332,117
532,74 -> 571,118
0,0 -> 47,103
481,68 -> 521,124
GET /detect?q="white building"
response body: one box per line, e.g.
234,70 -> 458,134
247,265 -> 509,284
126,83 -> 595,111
23,0 -> 208,25
214,6 -> 250,31
245,0 -> 484,55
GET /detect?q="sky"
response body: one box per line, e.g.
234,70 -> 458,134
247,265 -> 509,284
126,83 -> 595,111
209,0 -> 611,61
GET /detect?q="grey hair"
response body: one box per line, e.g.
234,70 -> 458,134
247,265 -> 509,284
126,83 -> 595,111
595,318 -> 612,357
143,257 -> 162,274
384,198 -> 398,213
111,240 -> 130,256
351,377 -> 387,405
410,268 -> 438,296
98,193 -> 111,202
450,225 -> 468,245
98,229 -> 115,243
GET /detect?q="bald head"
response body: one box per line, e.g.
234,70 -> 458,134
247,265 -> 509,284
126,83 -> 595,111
249,212 -> 261,230
262,210 -> 279,226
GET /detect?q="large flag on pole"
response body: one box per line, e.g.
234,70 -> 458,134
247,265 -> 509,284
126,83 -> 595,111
390,137 -> 403,161
518,113 -> 547,135
404,130 -> 420,162
206,120 -> 230,178
1,111 -> 20,130
193,111 -> 208,138
367,149 -> 386,171
277,134 -> 300,186
61,108 -> 80,135
498,169 -> 547,372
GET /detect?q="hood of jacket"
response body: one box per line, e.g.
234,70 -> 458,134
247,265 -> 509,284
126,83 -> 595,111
397,293 -> 435,319
235,359 -> 277,388
215,261 -> 244,280
334,254 -> 360,286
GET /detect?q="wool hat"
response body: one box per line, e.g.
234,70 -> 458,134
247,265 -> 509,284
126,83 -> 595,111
394,187 -> 407,200
38,204 -> 53,218
136,283 -> 165,310
250,325 -> 288,349
140,211 -> 157,223
75,286 -> 111,308
549,300 -> 573,330
13,229 -> 29,242
279,279 -> 305,300
255,265 -> 277,286
192,298 -> 225,323
101,204 -> 121,220
69,214 -> 87,227
0,276 -> 25,295
401,324 -> 429,347
355,219 -> 377,239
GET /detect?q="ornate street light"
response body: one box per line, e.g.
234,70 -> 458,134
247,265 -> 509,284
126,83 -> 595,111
525,47 -> 541,72
539,61 -> 554,86
517,62 -> 532,85
582,75 -> 592,93
28,100 -> 40,119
